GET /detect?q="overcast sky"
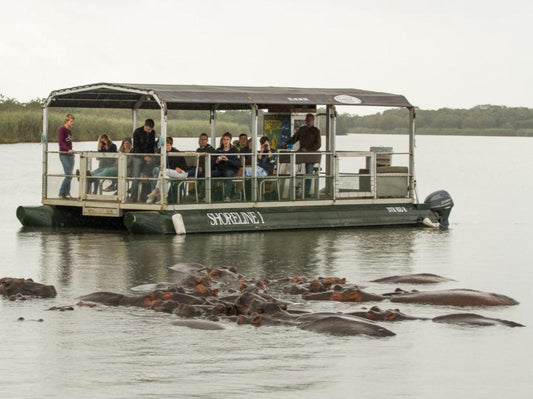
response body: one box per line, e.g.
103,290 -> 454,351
1,0 -> 531,113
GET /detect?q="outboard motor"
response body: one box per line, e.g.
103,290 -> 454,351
424,190 -> 454,228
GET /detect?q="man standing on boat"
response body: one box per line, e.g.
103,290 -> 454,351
131,119 -> 157,201
280,113 -> 321,197
57,113 -> 75,199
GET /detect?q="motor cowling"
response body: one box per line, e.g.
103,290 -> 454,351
424,190 -> 454,228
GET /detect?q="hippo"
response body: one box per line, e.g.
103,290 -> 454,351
171,319 -> 225,330
47,305 -> 75,311
207,266 -> 240,282
168,262 -> 206,273
130,282 -> 178,293
1,277 -> 57,298
78,292 -> 125,306
172,303 -> 218,318
79,291 -> 206,307
432,313 -> 525,327
282,276 -> 350,295
302,287 -> 385,303
371,273 -> 454,284
347,306 -> 429,322
298,315 -> 396,337
17,317 -> 44,322
390,289 -> 519,307
236,313 -> 298,327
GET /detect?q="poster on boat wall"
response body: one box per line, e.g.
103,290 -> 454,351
263,113 -> 309,150
263,114 -> 290,149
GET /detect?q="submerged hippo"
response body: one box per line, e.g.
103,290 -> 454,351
298,315 -> 396,337
432,313 -> 524,327
371,273 -> 454,285
302,287 -> 385,303
1,277 -> 57,298
390,289 -> 519,307
171,319 -> 225,330
347,306 -> 429,322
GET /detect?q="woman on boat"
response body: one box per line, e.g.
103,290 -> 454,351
212,132 -> 240,201
57,113 -> 75,199
89,137 -> 133,193
88,134 -> 117,194
97,137 -> 134,193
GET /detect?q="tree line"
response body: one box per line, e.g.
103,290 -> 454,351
1,94 -> 532,143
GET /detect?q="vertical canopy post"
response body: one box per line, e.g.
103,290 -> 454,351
250,104 -> 259,201
159,103 -> 168,201
408,107 -> 416,201
326,105 -> 336,198
210,107 -> 217,148
42,105 -> 49,201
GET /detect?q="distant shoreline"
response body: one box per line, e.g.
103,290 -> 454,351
345,129 -> 533,137
1,98 -> 532,143
1,130 -> 531,145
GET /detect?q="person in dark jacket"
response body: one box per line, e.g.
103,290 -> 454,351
280,113 -> 321,196
187,133 -> 216,178
212,132 -> 240,201
130,119 -> 157,201
244,136 -> 277,177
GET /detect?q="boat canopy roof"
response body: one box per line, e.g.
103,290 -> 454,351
44,82 -> 413,111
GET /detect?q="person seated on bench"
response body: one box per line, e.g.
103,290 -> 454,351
212,131 -> 240,201
146,137 -> 187,203
87,134 -> 117,194
97,136 -> 133,193
244,137 -> 277,177
187,132 -> 216,178
280,113 -> 321,196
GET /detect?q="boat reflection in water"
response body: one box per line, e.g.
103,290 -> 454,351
28,225 -> 451,296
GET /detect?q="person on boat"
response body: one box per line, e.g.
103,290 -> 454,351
119,136 -> 132,153
236,133 -> 251,165
93,137 -> 133,193
146,137 -> 188,204
280,113 -> 321,196
235,133 -> 250,152
57,113 -> 75,199
187,133 -> 216,178
212,131 -> 240,201
130,119 -> 157,201
87,134 -> 117,194
244,136 -> 277,177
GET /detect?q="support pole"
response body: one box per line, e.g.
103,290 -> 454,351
160,103 -> 168,203
250,104 -> 259,201
207,107 -> 217,204
210,107 -> 217,148
326,105 -> 336,199
42,106 -> 49,201
408,107 -> 416,201
132,108 -> 138,132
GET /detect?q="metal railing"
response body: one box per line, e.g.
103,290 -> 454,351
43,149 -> 411,207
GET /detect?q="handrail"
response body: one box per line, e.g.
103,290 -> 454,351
43,149 -> 410,205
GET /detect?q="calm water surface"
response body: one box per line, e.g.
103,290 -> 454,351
1,135 -> 532,398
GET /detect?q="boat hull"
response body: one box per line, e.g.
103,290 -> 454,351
17,202 -> 436,235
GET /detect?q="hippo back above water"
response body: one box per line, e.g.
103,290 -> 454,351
390,289 -> 519,307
